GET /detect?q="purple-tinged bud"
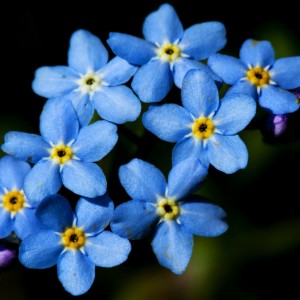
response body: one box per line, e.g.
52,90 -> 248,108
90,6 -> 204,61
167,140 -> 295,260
266,114 -> 288,137
0,244 -> 17,268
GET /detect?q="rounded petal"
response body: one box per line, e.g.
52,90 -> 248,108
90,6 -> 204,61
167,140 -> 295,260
32,66 -> 79,98
40,98 -> 79,144
57,250 -> 95,296
271,56 -> 300,89
131,59 -> 173,103
214,93 -> 256,135
207,134 -> 248,174
181,69 -> 219,117
19,230 -> 62,269
0,209 -> 13,238
142,3 -> 183,44
119,158 -> 167,202
240,39 -> 275,67
0,155 -> 31,190
85,231 -> 131,267
167,158 -> 208,200
68,29 -> 108,74
75,195 -> 114,234
23,160 -> 62,206
225,80 -> 257,100
152,221 -> 193,275
35,194 -> 74,231
208,54 -> 247,85
93,86 -> 141,124
259,85 -> 300,114
180,200 -> 228,236
142,104 -> 192,142
107,32 -> 155,65
181,22 -> 226,60
72,120 -> 118,162
61,161 -> 106,198
100,56 -> 138,86
1,132 -> 49,163
110,200 -> 158,239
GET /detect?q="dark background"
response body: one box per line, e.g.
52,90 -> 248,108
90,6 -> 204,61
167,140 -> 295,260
0,1 -> 300,299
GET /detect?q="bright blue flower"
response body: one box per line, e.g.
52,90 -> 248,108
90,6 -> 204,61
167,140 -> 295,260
142,69 -> 257,174
208,39 -> 300,114
1,98 -> 118,204
110,158 -> 227,275
0,155 -> 44,240
19,194 -> 131,296
107,3 -> 226,103
32,29 -> 141,126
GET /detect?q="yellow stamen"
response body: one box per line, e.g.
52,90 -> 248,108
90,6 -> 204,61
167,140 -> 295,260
156,197 -> 180,220
156,43 -> 181,62
61,227 -> 86,250
2,190 -> 25,213
50,145 -> 73,165
192,117 -> 215,140
246,66 -> 270,87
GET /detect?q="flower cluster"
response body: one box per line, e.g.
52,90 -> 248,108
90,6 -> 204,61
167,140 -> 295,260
0,3 -> 299,296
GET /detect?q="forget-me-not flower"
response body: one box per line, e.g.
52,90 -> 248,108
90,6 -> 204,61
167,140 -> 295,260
208,39 -> 300,114
107,3 -> 226,103
32,29 -> 141,125
19,194 -> 131,296
110,158 -> 228,275
142,69 -> 256,174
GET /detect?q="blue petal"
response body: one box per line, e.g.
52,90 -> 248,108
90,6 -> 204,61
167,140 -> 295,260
32,66 -> 79,98
181,69 -> 219,117
1,132 -> 49,163
19,230 -> 62,268
208,54 -> 247,84
75,195 -> 114,234
119,158 -> 167,202
142,104 -> 192,142
61,161 -> 106,198
72,120 -> 118,162
40,98 -> 79,144
57,250 -> 94,296
92,86 -> 141,124
99,56 -> 137,86
131,59 -> 173,103
207,134 -> 248,174
225,81 -> 257,100
110,200 -> 158,239
240,39 -> 275,67
68,29 -> 108,74
0,209 -> 13,238
271,57 -> 300,89
0,155 -> 31,190
180,22 -> 226,60
173,58 -> 222,89
180,200 -> 228,236
152,221 -> 193,275
259,85 -> 300,114
214,93 -> 256,135
167,158 -> 208,200
35,194 -> 74,231
107,33 -> 155,65
85,231 -> 131,267
142,3 -> 183,44
23,160 -> 62,206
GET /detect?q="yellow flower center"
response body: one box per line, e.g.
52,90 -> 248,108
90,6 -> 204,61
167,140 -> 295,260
50,145 -> 73,165
2,190 -> 25,213
77,71 -> 102,94
156,43 -> 181,62
246,66 -> 271,87
192,117 -> 215,140
156,197 -> 180,220
61,227 -> 86,250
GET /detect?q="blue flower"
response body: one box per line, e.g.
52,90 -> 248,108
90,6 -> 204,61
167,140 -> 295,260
1,98 -> 118,204
107,3 -> 226,103
0,155 -> 44,240
110,158 -> 227,274
19,194 -> 131,296
32,29 -> 141,126
142,69 -> 257,174
208,39 -> 300,114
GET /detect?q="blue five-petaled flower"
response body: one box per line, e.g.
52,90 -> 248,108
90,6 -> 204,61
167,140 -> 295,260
107,3 -> 226,103
110,158 -> 228,275
142,69 -> 257,174
1,98 -> 118,204
19,194 -> 131,296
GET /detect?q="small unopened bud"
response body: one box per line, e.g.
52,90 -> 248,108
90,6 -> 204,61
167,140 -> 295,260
0,243 -> 17,268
